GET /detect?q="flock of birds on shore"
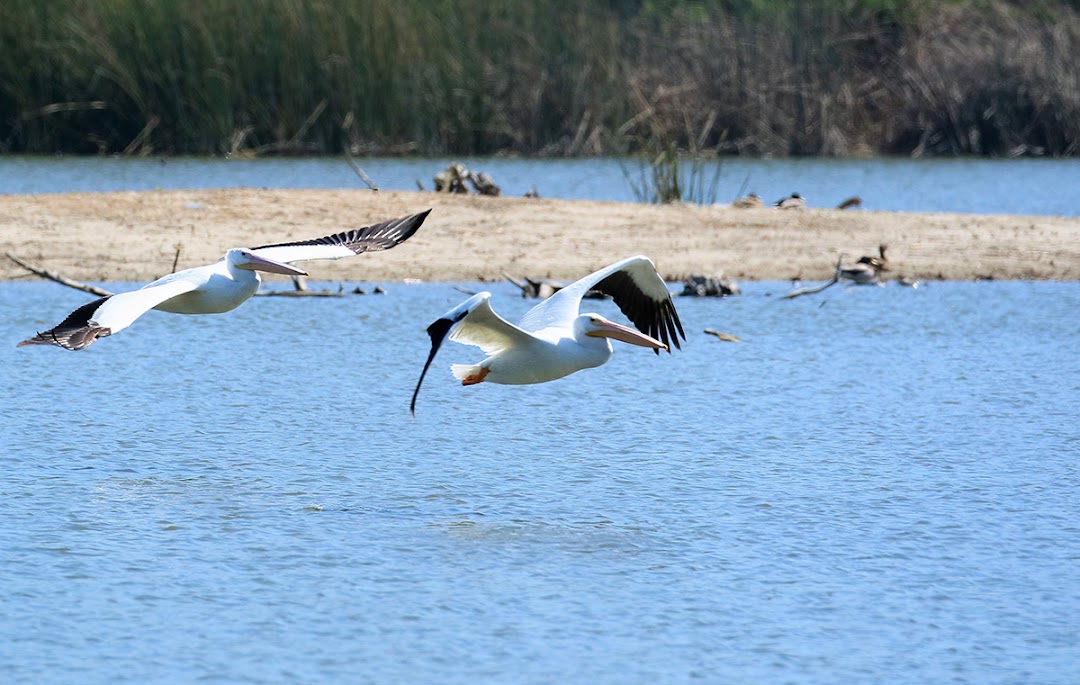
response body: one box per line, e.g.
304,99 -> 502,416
732,191 -> 863,211
17,200 -> 887,413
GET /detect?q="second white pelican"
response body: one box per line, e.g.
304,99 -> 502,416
19,209 -> 430,350
410,255 -> 684,415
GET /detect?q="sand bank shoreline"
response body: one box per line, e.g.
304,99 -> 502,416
1,189 -> 1077,283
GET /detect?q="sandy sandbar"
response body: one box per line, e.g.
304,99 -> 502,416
1,189 -> 1077,283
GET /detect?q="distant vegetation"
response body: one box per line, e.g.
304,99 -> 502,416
0,0 -> 1077,157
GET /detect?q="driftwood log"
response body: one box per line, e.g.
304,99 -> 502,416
433,163 -> 471,194
433,163 -> 501,196
680,274 -> 740,297
503,273 -> 607,300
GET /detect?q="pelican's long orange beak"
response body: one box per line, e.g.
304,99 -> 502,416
240,253 -> 308,276
586,316 -> 667,350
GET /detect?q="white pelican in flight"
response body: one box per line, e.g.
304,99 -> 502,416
19,209 -> 430,351
410,255 -> 684,415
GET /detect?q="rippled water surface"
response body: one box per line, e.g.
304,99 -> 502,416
1,280 -> 1078,684
2,155 -> 1078,215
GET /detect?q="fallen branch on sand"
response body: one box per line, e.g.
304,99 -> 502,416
6,252 -> 361,299
5,252 -> 114,297
343,146 -> 379,191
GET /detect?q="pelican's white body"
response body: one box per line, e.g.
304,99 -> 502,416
447,311 -> 617,382
449,310 -> 614,384
150,257 -> 263,315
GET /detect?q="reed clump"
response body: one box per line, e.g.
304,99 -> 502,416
0,0 -> 1076,157
620,83 -> 722,204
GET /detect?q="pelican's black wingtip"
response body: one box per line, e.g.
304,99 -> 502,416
392,208 -> 433,244
19,296 -> 113,351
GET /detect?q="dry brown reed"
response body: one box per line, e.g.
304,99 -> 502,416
0,0 -> 1075,156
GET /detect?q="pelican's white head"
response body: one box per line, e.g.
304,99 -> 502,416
578,313 -> 667,350
226,248 -> 308,276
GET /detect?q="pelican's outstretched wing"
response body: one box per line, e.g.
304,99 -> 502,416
249,209 -> 430,264
18,277 -> 200,351
410,292 -> 536,415
517,255 -> 685,353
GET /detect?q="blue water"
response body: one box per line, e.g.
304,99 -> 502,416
1,279 -> 1078,684
1,155 -> 1078,215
